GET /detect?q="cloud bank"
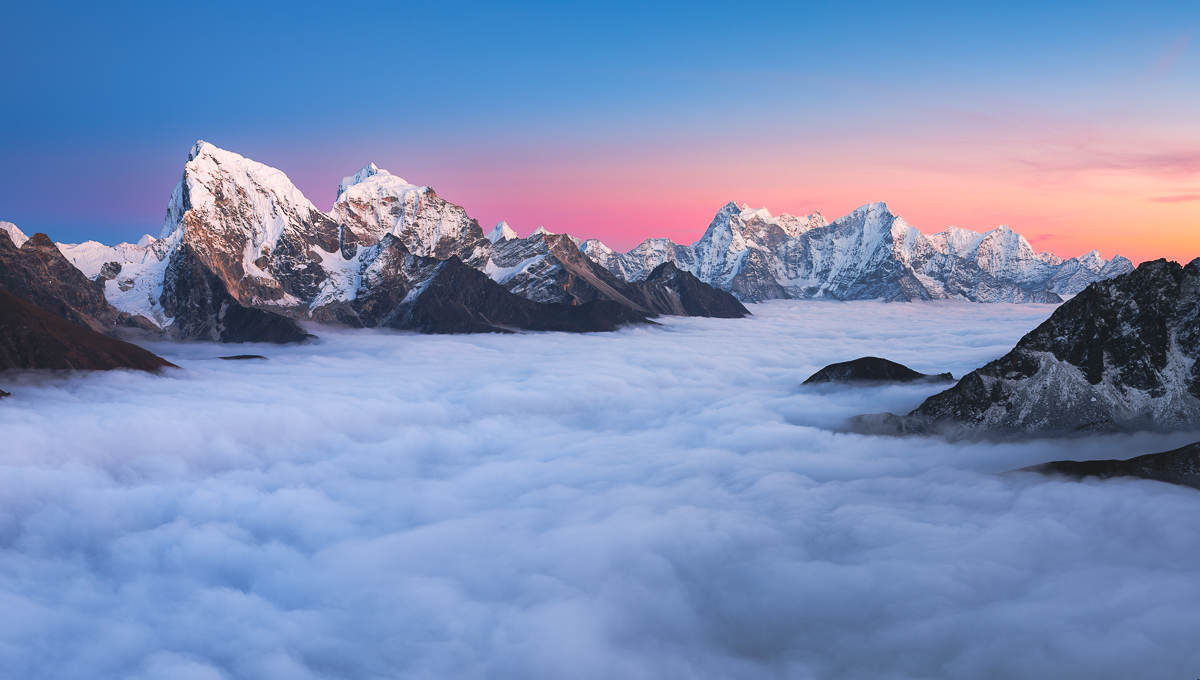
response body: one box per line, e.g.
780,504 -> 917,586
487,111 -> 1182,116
1,300 -> 1198,679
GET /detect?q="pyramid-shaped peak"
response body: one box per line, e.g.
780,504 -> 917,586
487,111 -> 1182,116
486,221 -> 520,243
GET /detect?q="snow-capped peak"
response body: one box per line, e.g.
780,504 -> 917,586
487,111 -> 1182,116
188,140 -> 216,162
136,234 -> 157,247
486,221 -> 519,243
531,226 -> 555,237
337,163 -> 386,199
1,221 -> 29,248
739,205 -> 774,221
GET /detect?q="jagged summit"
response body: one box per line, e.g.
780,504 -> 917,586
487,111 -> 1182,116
337,162 -> 394,199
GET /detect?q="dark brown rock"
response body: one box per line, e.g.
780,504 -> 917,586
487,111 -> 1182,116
634,262 -> 751,318
0,230 -> 158,335
0,290 -> 175,371
386,256 -> 654,334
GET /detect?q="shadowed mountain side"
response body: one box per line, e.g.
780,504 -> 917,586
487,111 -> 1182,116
0,290 -> 175,371
848,259 -> 1200,438
161,244 -> 316,344
0,231 -> 158,336
804,356 -> 953,385
385,257 -> 655,334
1018,441 -> 1200,490
633,262 -> 750,318
490,234 -> 748,319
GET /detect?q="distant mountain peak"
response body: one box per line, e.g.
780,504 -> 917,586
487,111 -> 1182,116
486,221 -> 520,243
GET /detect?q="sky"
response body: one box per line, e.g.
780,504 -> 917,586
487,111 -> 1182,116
3,302 -> 1200,678
1,0 -> 1198,262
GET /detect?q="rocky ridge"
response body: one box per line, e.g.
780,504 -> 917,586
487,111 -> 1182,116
0,229 -> 159,336
0,289 -> 174,372
1019,441 -> 1200,490
853,259 -> 1200,437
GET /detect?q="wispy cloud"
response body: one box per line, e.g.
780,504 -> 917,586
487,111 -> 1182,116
1153,194 -> 1200,203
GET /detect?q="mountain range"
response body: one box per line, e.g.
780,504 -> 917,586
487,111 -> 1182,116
7,141 -> 1132,343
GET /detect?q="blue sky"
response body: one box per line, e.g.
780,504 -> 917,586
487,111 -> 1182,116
2,0 -> 1197,260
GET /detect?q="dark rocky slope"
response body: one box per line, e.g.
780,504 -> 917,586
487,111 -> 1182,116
633,262 -> 750,318
317,242 -> 653,334
1019,441 -> 1200,490
804,357 -> 953,385
852,259 -> 1200,437
394,257 -> 652,334
0,290 -> 175,371
0,231 -> 157,335
161,243 -> 315,343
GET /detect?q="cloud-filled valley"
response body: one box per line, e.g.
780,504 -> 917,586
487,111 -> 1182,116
2,300 -> 1199,679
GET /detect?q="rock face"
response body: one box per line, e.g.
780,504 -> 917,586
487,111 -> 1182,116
0,229 -> 158,336
1020,441 -> 1200,490
581,202 -> 1133,303
803,357 -> 954,385
857,259 -> 1200,437
0,290 -> 175,371
159,243 -> 315,344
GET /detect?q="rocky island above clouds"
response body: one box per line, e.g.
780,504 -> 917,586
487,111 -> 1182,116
852,258 -> 1200,438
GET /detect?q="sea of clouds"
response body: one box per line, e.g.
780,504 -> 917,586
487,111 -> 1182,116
1,300 -> 1199,680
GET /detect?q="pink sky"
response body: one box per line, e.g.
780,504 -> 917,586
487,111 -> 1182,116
269,113 -> 1198,266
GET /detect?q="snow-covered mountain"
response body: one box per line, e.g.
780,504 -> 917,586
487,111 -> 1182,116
61,142 -> 746,341
854,258 -> 1200,437
331,162 -> 489,263
57,237 -> 157,280
581,202 -> 1133,302
50,141 -> 1132,341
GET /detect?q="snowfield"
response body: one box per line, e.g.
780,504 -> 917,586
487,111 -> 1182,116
1,300 -> 1199,679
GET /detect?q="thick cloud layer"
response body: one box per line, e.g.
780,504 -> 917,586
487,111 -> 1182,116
1,300 -> 1198,680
